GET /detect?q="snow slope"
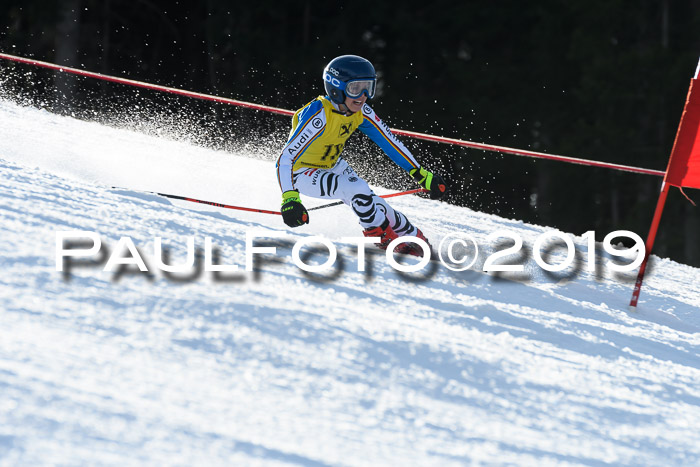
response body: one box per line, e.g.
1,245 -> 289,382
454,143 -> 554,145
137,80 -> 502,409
1,99 -> 699,466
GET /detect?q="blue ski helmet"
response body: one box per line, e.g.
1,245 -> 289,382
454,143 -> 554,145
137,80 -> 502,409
323,55 -> 377,104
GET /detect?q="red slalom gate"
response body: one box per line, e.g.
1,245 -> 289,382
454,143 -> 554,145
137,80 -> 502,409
628,59 -> 700,311
0,52 -> 665,178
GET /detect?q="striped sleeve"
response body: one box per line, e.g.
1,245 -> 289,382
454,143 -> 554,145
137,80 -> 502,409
358,104 -> 420,172
275,100 -> 326,193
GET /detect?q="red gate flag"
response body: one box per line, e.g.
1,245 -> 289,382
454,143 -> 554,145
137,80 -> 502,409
665,67 -> 700,189
629,58 -> 700,311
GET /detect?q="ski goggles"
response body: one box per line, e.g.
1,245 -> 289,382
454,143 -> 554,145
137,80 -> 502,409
343,79 -> 376,99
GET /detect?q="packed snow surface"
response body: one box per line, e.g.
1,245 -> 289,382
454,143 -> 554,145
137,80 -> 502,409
1,99 -> 699,466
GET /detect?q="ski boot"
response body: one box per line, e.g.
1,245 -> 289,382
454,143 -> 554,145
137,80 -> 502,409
394,228 -> 433,258
363,221 -> 433,259
362,219 -> 399,250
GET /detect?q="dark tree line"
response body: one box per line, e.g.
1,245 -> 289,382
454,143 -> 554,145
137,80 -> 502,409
2,0 -> 699,266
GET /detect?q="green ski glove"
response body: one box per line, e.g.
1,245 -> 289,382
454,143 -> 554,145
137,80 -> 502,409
410,167 -> 448,199
281,190 -> 309,227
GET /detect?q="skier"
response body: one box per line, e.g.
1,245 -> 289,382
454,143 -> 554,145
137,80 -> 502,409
275,55 -> 447,256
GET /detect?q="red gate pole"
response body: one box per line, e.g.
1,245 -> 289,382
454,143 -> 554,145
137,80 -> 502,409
0,52 -> 666,177
629,181 -> 670,312
0,52 -> 295,116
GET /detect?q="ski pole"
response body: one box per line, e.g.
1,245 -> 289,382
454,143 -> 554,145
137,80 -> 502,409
308,188 -> 428,211
156,192 -> 282,215
156,188 -> 428,215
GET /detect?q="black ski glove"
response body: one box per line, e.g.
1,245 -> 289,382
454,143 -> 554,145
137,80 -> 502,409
281,190 -> 309,227
410,167 -> 448,199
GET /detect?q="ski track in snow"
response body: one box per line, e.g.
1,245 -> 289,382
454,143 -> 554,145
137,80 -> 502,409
0,99 -> 699,466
